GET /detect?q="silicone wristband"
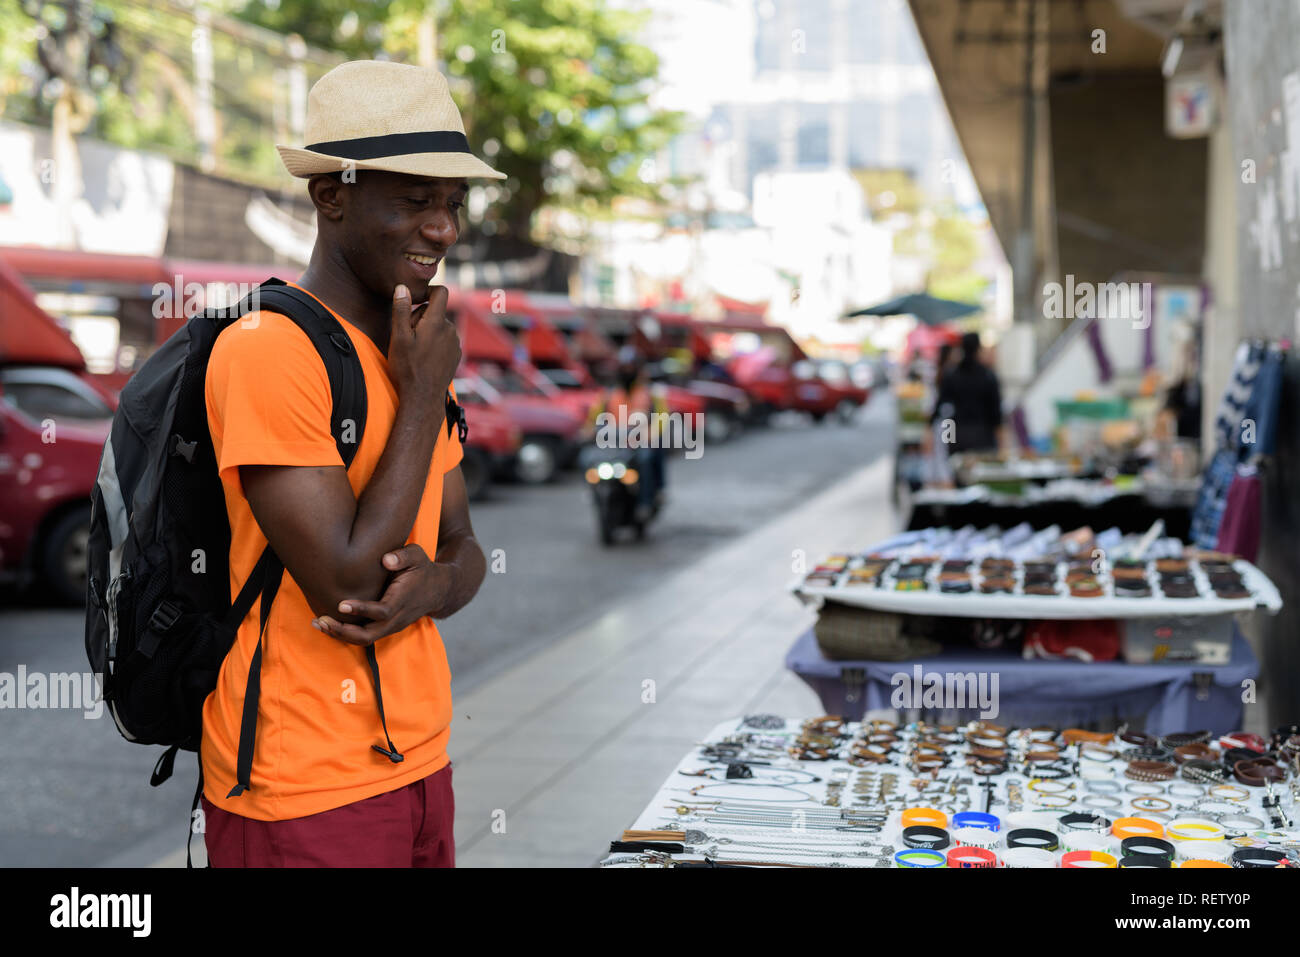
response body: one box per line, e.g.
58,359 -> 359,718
1112,817 -> 1166,839
895,848 -> 945,868
1001,847 -> 1056,868
952,811 -> 1001,832
901,807 -> 948,828
1061,849 -> 1118,868
947,846 -> 997,868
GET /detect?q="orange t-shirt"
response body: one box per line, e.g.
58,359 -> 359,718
201,282 -> 462,821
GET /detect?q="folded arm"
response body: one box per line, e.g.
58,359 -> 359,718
239,393 -> 443,626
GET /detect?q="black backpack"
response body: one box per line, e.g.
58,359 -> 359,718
85,278 -> 466,858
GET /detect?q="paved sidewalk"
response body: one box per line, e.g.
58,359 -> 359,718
147,454 -> 898,867
451,455 -> 898,867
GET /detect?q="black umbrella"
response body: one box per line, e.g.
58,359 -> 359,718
843,292 -> 981,325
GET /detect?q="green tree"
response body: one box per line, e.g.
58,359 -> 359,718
238,0 -> 687,243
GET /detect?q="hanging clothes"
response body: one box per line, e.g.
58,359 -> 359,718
1215,464 -> 1262,562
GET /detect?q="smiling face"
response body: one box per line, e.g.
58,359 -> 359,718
327,170 -> 468,304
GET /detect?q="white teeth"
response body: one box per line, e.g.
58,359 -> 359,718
405,254 -> 438,265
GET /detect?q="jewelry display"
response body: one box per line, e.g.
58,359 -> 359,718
604,716 -> 1300,868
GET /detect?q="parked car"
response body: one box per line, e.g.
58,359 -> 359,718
451,375 -> 521,500
0,366 -> 117,603
816,358 -> 873,422
459,361 -> 584,484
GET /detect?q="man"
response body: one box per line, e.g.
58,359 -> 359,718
928,331 -> 1007,456
586,351 -> 668,520
200,60 -> 503,866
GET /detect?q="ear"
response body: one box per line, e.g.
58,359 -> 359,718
306,173 -> 346,222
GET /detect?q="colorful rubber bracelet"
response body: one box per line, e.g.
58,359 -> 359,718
1180,859 -> 1231,868
1218,732 -> 1267,753
901,806 -> 948,828
952,811 -> 1001,831
1231,847 -> 1290,868
1060,812 -> 1111,833
1166,818 -> 1227,842
1174,840 -> 1234,863
1007,828 -> 1059,851
1062,832 -> 1118,855
1121,836 -> 1175,861
1004,811 -> 1061,831
1062,849 -> 1118,868
895,848 -> 945,868
951,826 -> 1001,849
947,846 -> 997,868
1112,817 -> 1165,839
1001,847 -> 1056,868
902,825 -> 951,849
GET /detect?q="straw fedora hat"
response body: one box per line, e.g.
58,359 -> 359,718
276,60 -> 505,180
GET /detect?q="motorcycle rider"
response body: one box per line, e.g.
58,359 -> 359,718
586,350 -> 668,522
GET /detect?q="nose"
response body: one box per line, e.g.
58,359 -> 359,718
420,210 -> 458,249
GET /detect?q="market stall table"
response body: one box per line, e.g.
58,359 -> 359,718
602,716 -> 1300,869
783,626 -> 1259,733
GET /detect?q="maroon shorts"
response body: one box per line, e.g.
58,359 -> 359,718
201,764 -> 454,867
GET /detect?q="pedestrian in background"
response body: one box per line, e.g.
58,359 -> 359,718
929,331 -> 1006,456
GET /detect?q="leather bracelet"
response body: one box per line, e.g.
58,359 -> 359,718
1080,743 -> 1118,761
1128,745 -> 1175,762
1221,746 -> 1265,768
1219,732 -> 1267,753
1234,757 -> 1286,787
1126,760 -> 1176,782
1063,728 -> 1114,746
1173,743 -> 1216,763
1025,748 -> 1063,764
1181,759 -> 1226,784
1120,731 -> 1157,748
1161,730 -> 1211,749
1025,763 -> 1072,780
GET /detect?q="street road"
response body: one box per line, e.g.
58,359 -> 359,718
0,395 -> 893,866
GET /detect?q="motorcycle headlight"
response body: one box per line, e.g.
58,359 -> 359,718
597,463 -> 615,481
612,463 -> 626,479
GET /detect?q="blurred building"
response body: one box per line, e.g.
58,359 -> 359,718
588,0 -> 996,352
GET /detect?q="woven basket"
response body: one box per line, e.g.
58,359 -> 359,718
814,602 -> 941,661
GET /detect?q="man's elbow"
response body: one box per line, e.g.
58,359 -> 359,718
303,562 -> 386,623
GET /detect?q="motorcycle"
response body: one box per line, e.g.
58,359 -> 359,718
579,445 -> 660,545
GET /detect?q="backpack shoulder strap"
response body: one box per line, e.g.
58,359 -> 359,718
248,279 -> 368,470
